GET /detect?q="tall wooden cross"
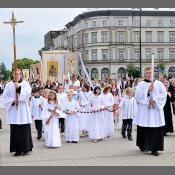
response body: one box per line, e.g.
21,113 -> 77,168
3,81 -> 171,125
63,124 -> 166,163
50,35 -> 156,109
3,11 -> 24,82
3,12 -> 23,107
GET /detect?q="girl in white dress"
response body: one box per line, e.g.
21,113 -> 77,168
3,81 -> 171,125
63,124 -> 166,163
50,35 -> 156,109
101,85 -> 115,138
42,90 -> 61,148
63,90 -> 80,143
89,86 -> 105,143
79,83 -> 92,137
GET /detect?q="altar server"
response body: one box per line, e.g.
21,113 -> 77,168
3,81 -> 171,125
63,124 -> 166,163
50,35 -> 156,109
30,87 -> 45,140
119,87 -> 137,141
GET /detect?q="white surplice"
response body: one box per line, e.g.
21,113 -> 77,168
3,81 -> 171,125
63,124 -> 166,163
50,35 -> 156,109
30,96 -> 45,120
119,95 -> 137,119
2,80 -> 32,124
133,80 -> 167,127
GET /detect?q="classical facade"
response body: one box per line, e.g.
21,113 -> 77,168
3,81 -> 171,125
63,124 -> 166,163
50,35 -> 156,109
43,9 -> 175,79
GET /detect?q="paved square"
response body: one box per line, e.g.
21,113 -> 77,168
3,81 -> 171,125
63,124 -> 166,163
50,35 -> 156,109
1,97 -> 175,166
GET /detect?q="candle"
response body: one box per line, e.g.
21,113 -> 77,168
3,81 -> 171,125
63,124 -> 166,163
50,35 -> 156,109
151,53 -> 154,82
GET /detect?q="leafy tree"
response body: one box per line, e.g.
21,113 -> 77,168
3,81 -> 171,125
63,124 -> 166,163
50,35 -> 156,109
12,58 -> 40,71
0,62 -> 12,81
157,63 -> 166,73
126,64 -> 140,78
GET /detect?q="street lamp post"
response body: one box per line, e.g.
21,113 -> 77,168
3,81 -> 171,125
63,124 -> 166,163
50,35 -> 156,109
139,8 -> 142,77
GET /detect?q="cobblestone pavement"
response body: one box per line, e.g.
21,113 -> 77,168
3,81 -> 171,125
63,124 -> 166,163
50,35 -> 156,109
1,96 -> 175,166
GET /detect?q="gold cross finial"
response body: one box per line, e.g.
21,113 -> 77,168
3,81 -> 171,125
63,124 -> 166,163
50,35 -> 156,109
3,11 -> 24,29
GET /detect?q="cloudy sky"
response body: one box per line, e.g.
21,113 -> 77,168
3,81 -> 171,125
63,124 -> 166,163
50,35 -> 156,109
0,8 -> 85,69
0,8 -> 174,70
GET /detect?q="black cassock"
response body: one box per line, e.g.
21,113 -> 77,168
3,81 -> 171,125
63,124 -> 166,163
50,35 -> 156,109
163,93 -> 174,134
10,124 -> 33,153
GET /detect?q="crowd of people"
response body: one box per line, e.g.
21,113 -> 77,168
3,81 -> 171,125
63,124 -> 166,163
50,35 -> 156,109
1,68 -> 175,157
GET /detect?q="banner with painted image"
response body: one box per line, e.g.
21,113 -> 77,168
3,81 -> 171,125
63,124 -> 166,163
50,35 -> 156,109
41,50 -> 78,84
29,63 -> 41,82
22,69 -> 30,81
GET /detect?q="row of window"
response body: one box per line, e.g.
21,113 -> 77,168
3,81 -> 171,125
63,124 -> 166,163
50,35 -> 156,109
83,31 -> 175,44
84,49 -> 175,60
70,19 -> 175,34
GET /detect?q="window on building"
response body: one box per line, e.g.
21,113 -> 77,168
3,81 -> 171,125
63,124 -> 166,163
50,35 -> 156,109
85,21 -> 88,28
133,31 -> 140,42
133,20 -> 139,27
102,20 -> 107,27
91,32 -> 97,43
145,49 -> 152,60
158,20 -> 163,27
157,31 -> 164,42
145,31 -> 152,42
101,49 -> 109,60
101,31 -> 109,43
157,49 -> 164,59
91,49 -> 97,60
169,49 -> 175,59
118,20 -> 123,26
92,21 -> 97,28
84,34 -> 88,44
146,20 -> 151,27
170,20 -> 175,27
133,50 -> 140,60
117,49 -> 125,60
117,31 -> 125,42
169,31 -> 175,42
84,50 -> 89,60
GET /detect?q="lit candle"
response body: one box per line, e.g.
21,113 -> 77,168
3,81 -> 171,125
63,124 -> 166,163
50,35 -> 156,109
151,53 -> 154,82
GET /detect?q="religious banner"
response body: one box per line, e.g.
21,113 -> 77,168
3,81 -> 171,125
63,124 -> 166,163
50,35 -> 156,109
41,50 -> 78,83
29,63 -> 41,82
22,69 -> 30,81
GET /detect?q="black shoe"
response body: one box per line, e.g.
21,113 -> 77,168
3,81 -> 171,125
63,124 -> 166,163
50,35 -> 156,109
14,152 -> 21,157
128,137 -> 133,141
22,152 -> 30,156
37,135 -> 42,140
122,135 -> 126,139
141,148 -> 144,152
164,133 -> 168,136
67,141 -> 71,143
151,151 -> 159,156
72,141 -> 78,143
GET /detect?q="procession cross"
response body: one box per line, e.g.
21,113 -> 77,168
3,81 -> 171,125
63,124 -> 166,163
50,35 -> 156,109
3,11 -> 24,106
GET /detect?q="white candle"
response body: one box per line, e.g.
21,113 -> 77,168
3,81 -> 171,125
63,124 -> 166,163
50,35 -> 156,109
151,53 -> 154,81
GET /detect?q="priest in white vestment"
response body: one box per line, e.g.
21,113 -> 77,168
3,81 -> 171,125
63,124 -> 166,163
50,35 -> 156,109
2,69 -> 33,156
133,67 -> 167,156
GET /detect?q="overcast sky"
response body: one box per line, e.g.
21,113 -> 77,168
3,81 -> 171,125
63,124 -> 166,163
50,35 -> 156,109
0,8 -> 85,69
0,8 -> 174,70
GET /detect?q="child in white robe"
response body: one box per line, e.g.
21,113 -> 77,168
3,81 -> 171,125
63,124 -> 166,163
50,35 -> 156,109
78,83 -> 92,137
89,86 -> 105,143
42,90 -> 61,148
63,90 -> 80,143
101,85 -> 115,138
119,87 -> 137,141
30,87 -> 45,140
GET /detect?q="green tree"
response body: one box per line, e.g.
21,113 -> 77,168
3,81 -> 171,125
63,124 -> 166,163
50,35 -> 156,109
12,58 -> 40,70
157,63 -> 166,74
0,62 -> 12,81
126,64 -> 140,78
